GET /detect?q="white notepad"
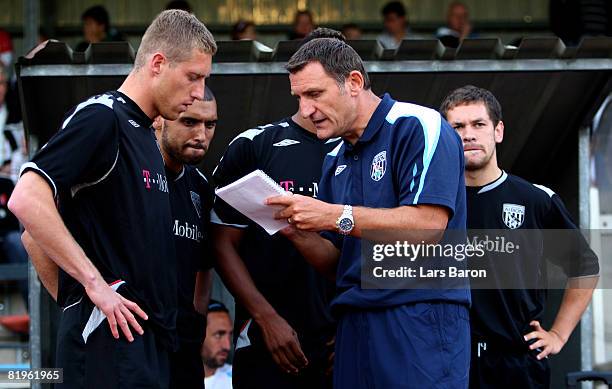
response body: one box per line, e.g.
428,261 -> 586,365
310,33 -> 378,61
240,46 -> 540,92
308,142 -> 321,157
215,170 -> 290,235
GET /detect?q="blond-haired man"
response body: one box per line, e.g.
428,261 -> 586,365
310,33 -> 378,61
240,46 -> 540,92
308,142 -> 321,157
9,10 -> 216,388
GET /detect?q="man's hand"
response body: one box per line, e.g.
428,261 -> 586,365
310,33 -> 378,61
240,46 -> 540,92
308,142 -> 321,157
524,320 -> 565,360
266,194 -> 341,232
256,312 -> 308,374
85,278 -> 148,342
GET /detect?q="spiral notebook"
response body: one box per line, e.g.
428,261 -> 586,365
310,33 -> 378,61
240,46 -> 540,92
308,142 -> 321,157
215,169 -> 289,235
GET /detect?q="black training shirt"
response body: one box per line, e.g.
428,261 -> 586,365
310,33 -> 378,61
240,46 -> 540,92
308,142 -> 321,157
23,91 -> 178,348
167,165 -> 213,344
212,118 -> 340,345
466,171 -> 599,347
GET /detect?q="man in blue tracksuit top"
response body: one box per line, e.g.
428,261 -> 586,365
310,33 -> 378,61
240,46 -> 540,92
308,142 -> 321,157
267,38 -> 470,388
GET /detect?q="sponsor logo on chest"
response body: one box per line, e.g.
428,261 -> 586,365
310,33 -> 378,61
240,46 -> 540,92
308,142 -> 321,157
173,220 -> 203,242
279,180 -> 319,198
502,203 -> 525,229
142,169 -> 169,193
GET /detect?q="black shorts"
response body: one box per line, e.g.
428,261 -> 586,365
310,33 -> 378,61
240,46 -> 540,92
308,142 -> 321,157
469,337 -> 550,389
169,340 -> 204,389
55,295 -> 170,389
232,320 -> 334,389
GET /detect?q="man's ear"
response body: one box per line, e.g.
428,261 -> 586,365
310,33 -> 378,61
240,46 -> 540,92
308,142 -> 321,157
149,52 -> 166,76
152,116 -> 163,132
494,120 -> 504,144
347,70 -> 365,96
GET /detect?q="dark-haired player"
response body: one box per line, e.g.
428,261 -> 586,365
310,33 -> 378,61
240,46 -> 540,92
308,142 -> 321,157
210,28 -> 344,389
440,85 -> 599,389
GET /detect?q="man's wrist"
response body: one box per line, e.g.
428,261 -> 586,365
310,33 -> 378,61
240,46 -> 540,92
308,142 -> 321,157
549,328 -> 567,345
83,272 -> 104,292
252,305 -> 277,323
328,204 -> 344,231
335,204 -> 355,235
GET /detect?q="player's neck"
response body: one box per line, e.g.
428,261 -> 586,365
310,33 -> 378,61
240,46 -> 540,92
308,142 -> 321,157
346,90 -> 381,145
465,164 -> 503,187
118,72 -> 157,119
292,113 -> 316,134
164,158 -> 183,174
154,130 -> 183,174
204,365 -> 217,378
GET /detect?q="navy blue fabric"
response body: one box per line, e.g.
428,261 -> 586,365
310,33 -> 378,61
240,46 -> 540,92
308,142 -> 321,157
318,94 -> 470,310
333,302 -> 470,389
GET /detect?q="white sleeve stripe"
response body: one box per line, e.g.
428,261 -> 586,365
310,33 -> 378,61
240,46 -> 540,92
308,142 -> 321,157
533,184 -> 556,198
227,128 -> 266,147
210,209 -> 248,229
20,162 -> 58,198
62,94 -> 114,130
385,102 -> 442,204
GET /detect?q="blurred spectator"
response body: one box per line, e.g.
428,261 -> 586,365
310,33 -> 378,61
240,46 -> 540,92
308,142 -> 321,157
377,1 -> 415,49
0,63 -> 27,305
165,0 -> 192,13
0,29 -> 13,72
0,176 -> 28,305
436,1 -> 475,48
202,300 -> 233,389
231,20 -> 257,40
0,62 -> 24,181
342,23 -> 363,40
550,0 -> 611,46
288,10 -> 315,40
0,30 -> 19,125
75,5 -> 124,52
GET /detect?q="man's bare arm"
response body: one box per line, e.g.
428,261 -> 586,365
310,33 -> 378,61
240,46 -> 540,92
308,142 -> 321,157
524,276 -> 598,359
21,230 -> 58,301
268,194 -> 449,241
279,228 -> 340,280
9,172 -> 147,341
193,270 -> 212,315
212,224 -> 308,374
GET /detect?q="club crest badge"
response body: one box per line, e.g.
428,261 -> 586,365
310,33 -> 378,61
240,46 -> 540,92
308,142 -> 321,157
370,151 -> 387,181
190,191 -> 202,218
502,203 -> 525,229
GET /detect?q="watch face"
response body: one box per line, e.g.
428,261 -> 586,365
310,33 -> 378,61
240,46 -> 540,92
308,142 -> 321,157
339,218 -> 353,231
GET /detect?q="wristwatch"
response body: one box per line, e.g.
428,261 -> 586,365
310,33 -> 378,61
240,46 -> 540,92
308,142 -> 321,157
336,205 -> 354,235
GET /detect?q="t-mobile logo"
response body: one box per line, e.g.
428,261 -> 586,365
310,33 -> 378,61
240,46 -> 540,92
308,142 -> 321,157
279,180 -> 294,192
279,180 -> 319,198
142,170 -> 168,193
143,170 -> 151,189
